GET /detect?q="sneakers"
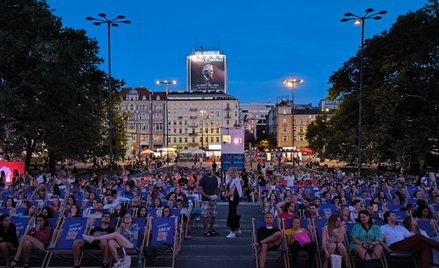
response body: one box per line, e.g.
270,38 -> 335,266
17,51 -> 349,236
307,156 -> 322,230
226,232 -> 236,239
82,234 -> 94,243
235,229 -> 242,235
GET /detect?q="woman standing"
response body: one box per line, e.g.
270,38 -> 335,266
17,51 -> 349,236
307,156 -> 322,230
0,214 -> 18,267
322,215 -> 350,268
225,167 -> 243,239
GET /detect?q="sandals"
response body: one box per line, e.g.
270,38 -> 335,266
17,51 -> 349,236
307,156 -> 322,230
204,231 -> 212,236
210,229 -> 218,236
8,260 -> 17,268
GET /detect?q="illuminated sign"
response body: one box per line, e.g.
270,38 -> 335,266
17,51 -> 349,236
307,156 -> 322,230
0,162 -> 25,183
188,54 -> 227,93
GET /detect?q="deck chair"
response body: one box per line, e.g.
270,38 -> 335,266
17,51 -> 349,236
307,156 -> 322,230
345,222 -> 387,268
251,217 -> 289,268
10,217 -> 32,239
282,218 -> 314,267
44,217 -> 88,267
144,217 -> 178,268
124,217 -> 148,268
312,218 -> 328,268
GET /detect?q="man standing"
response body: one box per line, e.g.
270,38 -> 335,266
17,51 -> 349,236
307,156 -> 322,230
380,211 -> 439,268
72,212 -> 115,268
198,167 -> 219,236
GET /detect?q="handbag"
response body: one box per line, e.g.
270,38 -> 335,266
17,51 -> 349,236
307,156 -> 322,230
294,230 -> 311,247
330,254 -> 342,268
113,248 -> 132,268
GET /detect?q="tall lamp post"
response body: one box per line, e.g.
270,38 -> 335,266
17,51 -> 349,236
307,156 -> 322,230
341,8 -> 387,177
156,80 -> 177,152
86,13 -> 131,171
283,78 -> 304,166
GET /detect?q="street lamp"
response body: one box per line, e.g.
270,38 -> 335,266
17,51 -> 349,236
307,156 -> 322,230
86,13 -> 131,171
341,8 -> 387,177
156,80 -> 177,151
283,78 -> 304,166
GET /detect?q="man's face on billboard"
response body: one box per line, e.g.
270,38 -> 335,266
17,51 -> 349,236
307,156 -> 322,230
202,64 -> 214,80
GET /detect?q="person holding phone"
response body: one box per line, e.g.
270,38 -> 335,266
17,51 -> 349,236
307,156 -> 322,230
9,214 -> 52,268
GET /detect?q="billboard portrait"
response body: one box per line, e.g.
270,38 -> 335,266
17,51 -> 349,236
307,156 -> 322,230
0,162 -> 25,183
189,55 -> 226,92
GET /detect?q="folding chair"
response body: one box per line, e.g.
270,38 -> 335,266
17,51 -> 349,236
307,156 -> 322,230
251,217 -> 289,268
10,217 -> 32,239
123,217 -> 148,268
44,217 -> 88,267
282,218 -> 313,267
145,217 -> 178,268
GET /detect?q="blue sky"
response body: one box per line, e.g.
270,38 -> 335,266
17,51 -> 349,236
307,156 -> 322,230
47,0 -> 427,105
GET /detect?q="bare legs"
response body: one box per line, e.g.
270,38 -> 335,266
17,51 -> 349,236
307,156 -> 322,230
0,242 -> 14,265
72,240 -> 110,266
13,234 -> 45,263
259,231 -> 282,268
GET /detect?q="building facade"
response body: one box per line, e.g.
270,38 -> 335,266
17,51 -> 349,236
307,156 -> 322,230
267,101 -> 321,149
120,88 -> 167,157
240,103 -> 274,141
167,92 -> 239,150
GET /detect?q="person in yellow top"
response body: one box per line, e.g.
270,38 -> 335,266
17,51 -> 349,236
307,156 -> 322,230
285,217 -> 316,267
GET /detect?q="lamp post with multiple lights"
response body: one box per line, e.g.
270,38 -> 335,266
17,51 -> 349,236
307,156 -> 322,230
341,8 -> 387,177
86,13 -> 131,171
283,78 -> 304,166
156,80 -> 177,151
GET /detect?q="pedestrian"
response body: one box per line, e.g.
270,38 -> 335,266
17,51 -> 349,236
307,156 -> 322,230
225,167 -> 243,238
198,167 -> 219,236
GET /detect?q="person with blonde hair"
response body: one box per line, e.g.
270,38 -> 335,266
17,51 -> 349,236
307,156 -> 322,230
225,167 -> 243,238
322,214 -> 350,268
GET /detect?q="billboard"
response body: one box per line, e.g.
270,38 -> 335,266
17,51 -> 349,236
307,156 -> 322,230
188,53 -> 227,93
0,162 -> 25,183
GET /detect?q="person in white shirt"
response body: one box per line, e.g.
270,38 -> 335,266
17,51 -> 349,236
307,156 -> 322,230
225,167 -> 243,239
380,211 -> 439,268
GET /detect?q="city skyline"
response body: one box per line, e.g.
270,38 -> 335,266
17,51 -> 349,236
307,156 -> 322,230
48,0 -> 426,105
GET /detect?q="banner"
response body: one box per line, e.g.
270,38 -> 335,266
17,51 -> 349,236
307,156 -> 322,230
0,162 -> 25,183
151,218 -> 175,246
189,54 -> 226,92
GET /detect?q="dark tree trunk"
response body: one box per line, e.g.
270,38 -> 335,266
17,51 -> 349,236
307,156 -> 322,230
48,149 -> 57,174
24,138 -> 36,172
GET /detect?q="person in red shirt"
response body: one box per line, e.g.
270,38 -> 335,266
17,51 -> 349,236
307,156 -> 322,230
9,214 -> 52,268
276,198 -> 297,220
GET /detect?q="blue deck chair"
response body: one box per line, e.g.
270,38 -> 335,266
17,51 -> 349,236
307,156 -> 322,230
145,217 -> 178,268
251,217 -> 287,268
387,204 -> 404,212
124,217 -> 148,267
417,219 -> 438,237
0,208 -> 12,216
44,217 -> 88,267
11,217 -> 32,239
319,204 -> 339,219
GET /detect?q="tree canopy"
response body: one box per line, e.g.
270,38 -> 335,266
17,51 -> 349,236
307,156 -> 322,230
0,0 -> 127,171
307,1 -> 439,172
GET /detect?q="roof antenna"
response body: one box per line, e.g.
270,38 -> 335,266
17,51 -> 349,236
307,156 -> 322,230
193,35 -> 197,54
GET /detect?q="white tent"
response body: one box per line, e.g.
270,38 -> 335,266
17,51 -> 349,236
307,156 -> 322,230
140,149 -> 155,155
179,148 -> 206,154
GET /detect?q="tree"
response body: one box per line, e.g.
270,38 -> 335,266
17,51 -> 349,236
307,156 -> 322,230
0,0 -> 126,171
308,1 -> 439,172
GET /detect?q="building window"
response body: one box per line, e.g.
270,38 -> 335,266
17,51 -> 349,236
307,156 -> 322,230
192,137 -> 195,142
299,136 -> 304,141
216,137 -> 219,143
283,119 -> 287,123
179,137 -> 182,143
179,129 -> 182,134
283,127 -> 287,132
199,137 -> 203,142
173,137 -> 177,143
283,136 -> 288,142
210,137 -> 214,142
226,120 -> 230,125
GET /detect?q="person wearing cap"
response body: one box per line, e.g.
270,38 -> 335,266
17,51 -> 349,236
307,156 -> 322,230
72,212 -> 115,268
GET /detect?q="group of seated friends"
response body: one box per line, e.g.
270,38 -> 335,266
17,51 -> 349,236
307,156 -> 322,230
255,168 -> 439,268
0,167 -> 199,268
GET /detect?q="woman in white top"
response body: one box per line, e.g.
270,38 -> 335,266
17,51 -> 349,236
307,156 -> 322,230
225,167 -> 243,239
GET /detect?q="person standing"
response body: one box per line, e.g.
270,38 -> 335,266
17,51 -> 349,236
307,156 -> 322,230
198,167 -> 220,236
225,167 -> 243,238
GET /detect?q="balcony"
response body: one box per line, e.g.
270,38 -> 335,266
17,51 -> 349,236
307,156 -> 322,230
177,116 -> 183,119
189,133 -> 197,136
189,108 -> 198,111
225,107 -> 231,111
225,115 -> 231,119
188,124 -> 198,128
189,116 -> 197,119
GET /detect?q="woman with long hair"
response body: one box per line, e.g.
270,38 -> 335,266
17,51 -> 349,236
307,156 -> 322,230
0,214 -> 18,267
225,167 -> 243,239
322,215 -> 350,268
349,210 -> 384,260
9,214 -> 52,268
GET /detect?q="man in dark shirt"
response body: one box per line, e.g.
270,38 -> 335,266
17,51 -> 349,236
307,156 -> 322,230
0,214 -> 18,267
198,167 -> 219,236
256,212 -> 282,268
72,212 -> 115,268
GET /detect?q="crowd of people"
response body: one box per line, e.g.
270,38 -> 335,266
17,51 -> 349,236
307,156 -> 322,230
0,159 -> 438,268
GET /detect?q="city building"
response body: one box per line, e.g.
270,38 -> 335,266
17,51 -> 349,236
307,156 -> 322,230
120,87 -> 167,157
240,103 -> 274,141
267,100 -> 321,149
319,98 -> 340,110
167,91 -> 239,152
